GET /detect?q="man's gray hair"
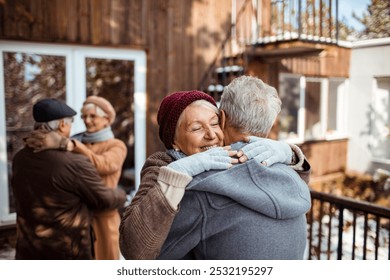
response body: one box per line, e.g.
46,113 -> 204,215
34,117 -> 73,131
219,75 -> 281,137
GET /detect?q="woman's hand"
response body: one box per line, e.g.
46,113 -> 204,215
237,136 -> 294,167
24,129 -> 69,152
167,147 -> 238,176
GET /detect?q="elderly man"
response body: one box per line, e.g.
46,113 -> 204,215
11,98 -> 126,260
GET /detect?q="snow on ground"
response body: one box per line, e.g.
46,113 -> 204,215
306,209 -> 389,260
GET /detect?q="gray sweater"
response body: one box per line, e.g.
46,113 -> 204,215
157,153 -> 311,260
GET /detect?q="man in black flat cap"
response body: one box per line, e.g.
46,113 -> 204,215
11,98 -> 127,260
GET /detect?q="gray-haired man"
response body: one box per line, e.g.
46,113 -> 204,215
158,76 -> 311,259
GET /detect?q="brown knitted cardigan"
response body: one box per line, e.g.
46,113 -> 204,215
119,152 -> 191,259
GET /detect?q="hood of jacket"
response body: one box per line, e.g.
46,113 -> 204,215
187,157 -> 311,220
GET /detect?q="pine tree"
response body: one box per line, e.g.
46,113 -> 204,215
353,0 -> 390,39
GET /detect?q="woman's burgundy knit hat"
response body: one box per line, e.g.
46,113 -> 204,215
157,90 -> 217,149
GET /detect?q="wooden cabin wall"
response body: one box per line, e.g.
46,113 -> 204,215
278,44 -> 351,78
248,42 -> 351,80
299,139 -> 348,177
233,0 -> 272,41
0,0 -> 232,155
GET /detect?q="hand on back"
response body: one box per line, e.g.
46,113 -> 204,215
24,129 -> 66,153
236,136 -> 293,167
168,147 -> 238,177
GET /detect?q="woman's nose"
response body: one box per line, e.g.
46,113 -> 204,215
204,127 -> 217,139
83,117 -> 92,124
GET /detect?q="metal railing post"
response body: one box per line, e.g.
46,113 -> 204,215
337,206 -> 344,260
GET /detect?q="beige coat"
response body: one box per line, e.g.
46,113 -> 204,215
74,138 -> 127,260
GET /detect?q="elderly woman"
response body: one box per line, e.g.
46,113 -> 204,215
26,96 -> 127,260
71,96 -> 127,260
119,89 -> 310,259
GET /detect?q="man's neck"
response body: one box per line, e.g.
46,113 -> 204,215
220,111 -> 251,145
223,125 -> 249,146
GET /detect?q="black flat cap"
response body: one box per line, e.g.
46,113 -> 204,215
33,98 -> 77,122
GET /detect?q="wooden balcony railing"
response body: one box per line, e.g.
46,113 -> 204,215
272,0 -> 339,41
234,0 -> 340,45
307,190 -> 390,260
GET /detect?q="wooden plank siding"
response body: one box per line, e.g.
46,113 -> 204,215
299,138 -> 349,177
247,41 -> 350,78
0,0 -> 232,155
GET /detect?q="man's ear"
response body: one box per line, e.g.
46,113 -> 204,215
219,110 -> 227,130
57,119 -> 66,132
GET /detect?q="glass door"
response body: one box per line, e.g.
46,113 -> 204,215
0,41 -> 146,226
75,51 -> 143,196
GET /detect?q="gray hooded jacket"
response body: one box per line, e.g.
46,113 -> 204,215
158,145 -> 311,260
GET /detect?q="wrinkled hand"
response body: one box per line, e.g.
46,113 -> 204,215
24,129 -> 67,153
237,136 -> 293,167
168,147 -> 238,177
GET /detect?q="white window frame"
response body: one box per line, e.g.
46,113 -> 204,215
370,76 -> 390,164
0,41 -> 146,226
327,77 -> 349,140
279,73 -> 348,144
305,76 -> 327,140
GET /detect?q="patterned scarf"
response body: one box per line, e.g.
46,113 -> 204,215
167,149 -> 187,160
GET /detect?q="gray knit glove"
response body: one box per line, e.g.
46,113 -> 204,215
239,136 -> 293,167
167,147 -> 233,176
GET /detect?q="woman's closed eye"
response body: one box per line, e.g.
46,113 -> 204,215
189,125 -> 202,132
189,123 -> 219,133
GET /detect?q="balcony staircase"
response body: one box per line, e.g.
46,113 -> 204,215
201,53 -> 247,103
197,0 -> 250,103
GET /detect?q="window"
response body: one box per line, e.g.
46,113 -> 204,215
278,74 -> 301,140
0,41 -> 146,226
370,77 -> 390,161
305,78 -> 322,139
85,57 -> 136,186
2,51 -> 67,217
278,73 -> 347,143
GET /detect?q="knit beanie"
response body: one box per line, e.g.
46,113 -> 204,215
157,90 -> 217,149
83,96 -> 116,125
